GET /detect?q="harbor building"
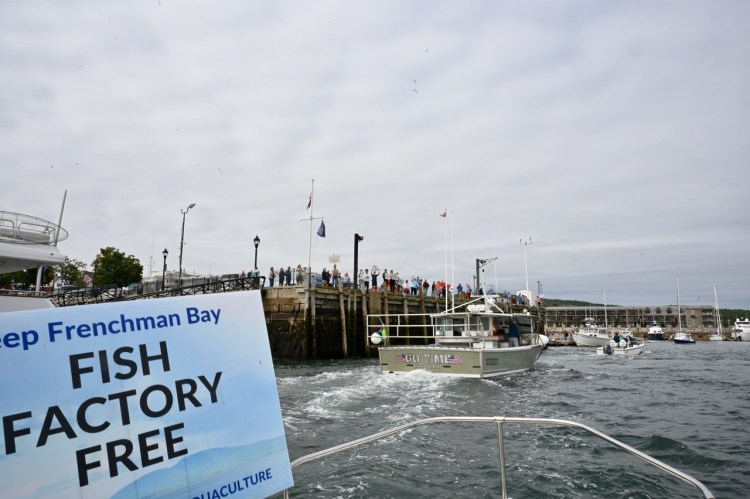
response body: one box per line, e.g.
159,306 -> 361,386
544,305 -> 723,335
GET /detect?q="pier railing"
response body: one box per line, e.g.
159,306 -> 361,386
282,416 -> 714,499
52,276 -> 265,307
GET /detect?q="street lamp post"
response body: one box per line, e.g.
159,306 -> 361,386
253,235 -> 260,270
178,203 -> 196,288
353,233 -> 364,289
162,248 -> 168,291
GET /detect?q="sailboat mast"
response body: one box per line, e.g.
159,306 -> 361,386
714,282 -> 721,335
604,291 -> 608,333
676,276 -> 682,333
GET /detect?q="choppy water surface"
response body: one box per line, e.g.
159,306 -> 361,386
274,342 -> 750,498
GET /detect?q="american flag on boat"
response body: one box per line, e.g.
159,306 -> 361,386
447,354 -> 463,364
395,354 -> 407,363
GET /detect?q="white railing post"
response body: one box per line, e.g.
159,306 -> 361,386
496,420 -> 508,499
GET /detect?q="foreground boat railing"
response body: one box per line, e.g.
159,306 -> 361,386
282,416 -> 714,499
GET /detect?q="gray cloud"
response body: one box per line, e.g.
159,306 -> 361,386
2,0 -> 748,307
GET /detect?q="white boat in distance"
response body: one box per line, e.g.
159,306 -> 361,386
572,319 -> 611,347
646,322 -> 669,342
733,318 -> 749,341
673,276 -> 696,344
366,295 -> 548,378
596,331 -> 645,356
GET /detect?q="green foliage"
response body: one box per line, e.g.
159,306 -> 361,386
1,269 -> 37,288
92,247 -> 143,287
719,309 -> 750,326
0,267 -> 54,288
55,257 -> 87,287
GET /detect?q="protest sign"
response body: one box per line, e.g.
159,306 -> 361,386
0,290 -> 292,498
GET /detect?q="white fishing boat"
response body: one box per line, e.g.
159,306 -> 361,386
646,322 -> 669,342
709,283 -> 723,341
0,208 -> 68,313
596,331 -> 645,356
572,319 -> 611,347
366,295 -> 548,378
673,276 -> 696,344
733,318 -> 748,341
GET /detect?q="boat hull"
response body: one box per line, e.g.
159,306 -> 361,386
377,344 -> 544,378
572,333 -> 611,347
596,343 -> 645,356
673,332 -> 696,344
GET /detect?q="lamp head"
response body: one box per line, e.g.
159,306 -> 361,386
162,248 -> 169,257
253,235 -> 260,247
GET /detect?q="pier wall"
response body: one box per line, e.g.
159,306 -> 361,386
262,286 -> 451,359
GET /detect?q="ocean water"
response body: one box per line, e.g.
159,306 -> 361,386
275,342 -> 750,498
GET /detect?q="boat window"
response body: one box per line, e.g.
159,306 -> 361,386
434,316 -> 466,336
481,317 -> 493,335
450,318 -> 466,335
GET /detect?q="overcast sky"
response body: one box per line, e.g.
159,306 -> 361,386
2,1 -> 748,308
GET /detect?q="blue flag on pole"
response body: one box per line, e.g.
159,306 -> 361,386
317,220 -> 326,237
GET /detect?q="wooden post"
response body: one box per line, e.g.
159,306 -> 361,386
361,290 -> 368,344
403,296 -> 410,345
419,287 -> 428,344
339,281 -> 348,358
310,288 -> 317,358
303,288 -> 310,359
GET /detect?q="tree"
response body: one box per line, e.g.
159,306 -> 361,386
92,247 -> 143,287
0,267 -> 55,289
55,257 -> 87,287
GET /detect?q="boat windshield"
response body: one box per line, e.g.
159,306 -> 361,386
434,316 -> 467,336
434,314 -> 517,337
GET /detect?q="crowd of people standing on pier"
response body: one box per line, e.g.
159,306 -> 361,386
252,263 -> 536,308
242,264 -> 534,307
258,263 -> 487,300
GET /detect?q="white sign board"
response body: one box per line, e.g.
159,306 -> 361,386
1,290 -> 293,498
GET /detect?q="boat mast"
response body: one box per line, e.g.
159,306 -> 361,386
604,291 -> 608,333
713,282 -> 721,335
676,276 -> 682,334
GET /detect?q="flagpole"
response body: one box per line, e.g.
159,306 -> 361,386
443,208 -> 448,312
450,211 -> 455,310
300,179 -> 324,293
308,178 -> 314,291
